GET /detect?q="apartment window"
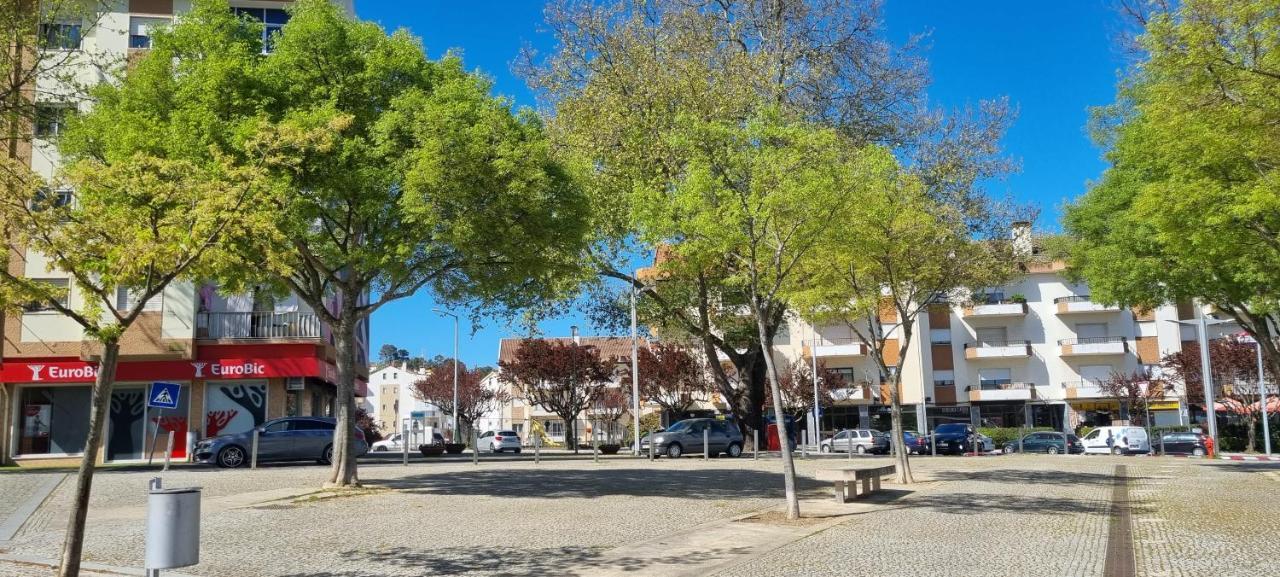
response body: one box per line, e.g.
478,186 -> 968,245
933,370 -> 955,387
975,290 -> 1005,304
1079,365 -> 1113,385
30,187 -> 73,212
929,328 -> 951,344
24,278 -> 70,312
1075,323 -> 1108,341
232,7 -> 289,53
544,420 -> 565,436
115,286 -> 163,312
829,367 -> 856,385
35,105 -> 71,139
129,16 -> 170,49
978,368 -> 1012,389
975,327 -> 1008,346
40,22 -> 82,50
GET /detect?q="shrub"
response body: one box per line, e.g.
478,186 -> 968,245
978,426 -> 1055,447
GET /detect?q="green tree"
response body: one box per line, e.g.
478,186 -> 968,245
791,162 -> 1020,484
228,0 -> 589,487
0,4 -> 287,574
1064,0 -> 1280,381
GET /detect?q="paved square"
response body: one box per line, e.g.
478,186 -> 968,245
0,454 -> 1275,576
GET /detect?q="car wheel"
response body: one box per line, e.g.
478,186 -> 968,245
820,444 -> 831,453
321,444 -> 334,465
1193,447 -> 1205,456
216,446 -> 246,468
1047,446 -> 1060,455
514,448 -> 522,454
666,443 -> 683,459
1111,446 -> 1123,456
491,443 -> 501,453
1004,444 -> 1015,454
856,445 -> 866,455
727,443 -> 743,458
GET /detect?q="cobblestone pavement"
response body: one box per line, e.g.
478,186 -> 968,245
0,472 -> 63,525
0,454 -> 1275,576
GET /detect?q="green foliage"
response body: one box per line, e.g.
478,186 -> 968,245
627,411 -> 664,444
980,427 -> 1055,448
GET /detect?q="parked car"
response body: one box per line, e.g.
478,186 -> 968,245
1157,431 -> 1208,456
1002,432 -> 1083,455
195,416 -> 369,468
371,432 -> 403,452
1081,426 -> 1150,455
930,423 -> 993,454
901,431 -> 930,455
820,429 -> 890,455
646,418 -> 743,458
478,430 -> 522,453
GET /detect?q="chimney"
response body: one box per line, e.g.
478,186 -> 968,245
1011,221 -> 1032,257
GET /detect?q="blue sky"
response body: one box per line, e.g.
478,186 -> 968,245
355,1 -> 1126,367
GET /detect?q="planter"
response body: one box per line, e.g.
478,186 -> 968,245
444,443 -> 466,454
599,444 -> 622,455
419,445 -> 444,457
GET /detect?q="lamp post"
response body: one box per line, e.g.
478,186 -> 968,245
571,325 -> 580,451
810,328 -> 820,449
434,308 -> 459,441
630,275 -> 641,457
1169,316 -> 1230,450
1238,333 -> 1272,456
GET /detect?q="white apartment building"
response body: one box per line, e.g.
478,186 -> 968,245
367,364 -> 442,439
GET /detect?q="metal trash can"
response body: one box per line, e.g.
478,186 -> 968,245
145,479 -> 201,572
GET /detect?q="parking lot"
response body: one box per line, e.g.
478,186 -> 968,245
0,453 -> 1276,576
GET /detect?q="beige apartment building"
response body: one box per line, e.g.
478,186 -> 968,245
0,1 -> 364,467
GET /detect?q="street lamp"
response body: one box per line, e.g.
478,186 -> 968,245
433,308 -> 459,440
1168,316 -> 1232,450
810,327 -> 820,448
1238,333 -> 1272,456
630,275 -> 641,457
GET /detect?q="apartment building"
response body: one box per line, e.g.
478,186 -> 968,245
0,1 -> 364,466
366,363 -> 443,438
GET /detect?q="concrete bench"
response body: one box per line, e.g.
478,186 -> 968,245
815,464 -> 896,503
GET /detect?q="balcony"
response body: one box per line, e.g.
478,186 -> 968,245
963,300 -> 1028,318
197,311 -> 321,340
963,340 -> 1032,360
804,338 -> 868,359
831,385 -> 873,405
1063,381 -> 1108,399
1054,295 -> 1121,314
967,382 -> 1034,402
1059,336 -> 1128,357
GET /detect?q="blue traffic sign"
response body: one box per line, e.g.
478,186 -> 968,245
147,382 -> 181,410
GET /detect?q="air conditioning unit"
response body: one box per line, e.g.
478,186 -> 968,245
286,377 -> 305,391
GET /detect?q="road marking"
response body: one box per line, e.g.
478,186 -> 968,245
0,474 -> 66,543
1103,465 -> 1135,577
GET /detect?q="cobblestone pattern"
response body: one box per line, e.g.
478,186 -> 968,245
0,473 -> 61,526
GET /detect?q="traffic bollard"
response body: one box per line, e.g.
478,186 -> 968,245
753,430 -> 759,460
402,426 -> 409,466
163,431 -> 174,472
848,435 -> 853,460
250,429 -> 259,469
703,428 -> 709,460
534,435 -> 541,465
1018,426 -> 1024,454
801,430 -> 808,459
472,430 -> 479,466
593,421 -> 600,464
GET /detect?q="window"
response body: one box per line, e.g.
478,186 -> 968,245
929,328 -> 951,344
830,367 -> 856,384
40,22 -> 82,50
933,370 -> 955,387
116,286 -> 163,312
1075,323 -> 1108,341
544,420 -> 564,436
232,7 -> 289,53
978,368 -> 1012,389
129,16 -> 170,49
262,420 -> 290,433
23,278 -> 69,312
975,327 -> 1008,346
35,105 -> 71,140
30,187 -> 73,212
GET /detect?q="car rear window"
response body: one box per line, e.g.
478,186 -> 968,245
294,420 -> 333,431
498,431 -> 517,437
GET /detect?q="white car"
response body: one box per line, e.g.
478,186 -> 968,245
479,430 -> 522,453
371,433 -> 404,452
1081,426 -> 1150,455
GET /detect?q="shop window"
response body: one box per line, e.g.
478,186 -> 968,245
18,386 -> 91,456
205,382 -> 267,437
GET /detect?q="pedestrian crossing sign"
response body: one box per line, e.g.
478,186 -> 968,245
147,381 -> 181,410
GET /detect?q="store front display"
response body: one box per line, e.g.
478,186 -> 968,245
16,386 -> 91,456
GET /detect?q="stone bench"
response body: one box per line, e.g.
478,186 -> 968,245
815,464 -> 896,503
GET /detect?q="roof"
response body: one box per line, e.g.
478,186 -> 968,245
498,336 -> 651,364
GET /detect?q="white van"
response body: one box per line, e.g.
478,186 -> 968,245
1081,426 -> 1150,455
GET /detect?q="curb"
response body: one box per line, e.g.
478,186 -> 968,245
1218,454 -> 1280,462
0,554 -> 200,577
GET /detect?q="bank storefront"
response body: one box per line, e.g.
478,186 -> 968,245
2,345 -> 363,465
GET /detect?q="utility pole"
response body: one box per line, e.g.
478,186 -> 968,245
434,308 -> 459,440
810,328 -> 820,450
1241,333 -> 1272,456
1169,316 -> 1228,450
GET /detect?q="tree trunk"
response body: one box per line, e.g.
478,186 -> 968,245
754,318 -> 799,519
58,340 -> 120,577
567,416 -> 578,454
326,317 -> 360,488
1247,413 -> 1258,453
888,384 -> 914,484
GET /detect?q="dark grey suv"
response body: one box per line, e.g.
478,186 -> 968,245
194,416 -> 369,468
644,418 -> 743,458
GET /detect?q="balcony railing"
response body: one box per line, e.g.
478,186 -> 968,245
1054,295 -> 1121,314
963,340 -> 1032,359
963,300 -> 1028,318
197,311 -> 321,340
966,382 -> 1034,402
1058,336 -> 1128,356
805,338 -> 868,358
1063,380 -> 1107,399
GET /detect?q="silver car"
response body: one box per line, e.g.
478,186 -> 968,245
479,430 -> 522,453
820,429 -> 890,455
194,417 -> 369,468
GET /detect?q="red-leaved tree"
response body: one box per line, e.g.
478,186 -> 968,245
635,342 -> 712,420
499,339 -> 612,453
1163,338 -> 1275,452
590,388 -> 629,445
770,361 -> 847,421
411,359 -> 509,443
1097,371 -> 1165,427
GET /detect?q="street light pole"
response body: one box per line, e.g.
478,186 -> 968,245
810,327 -> 820,448
1169,316 -> 1228,451
630,276 -> 641,457
434,308 -> 459,440
1248,336 -> 1271,456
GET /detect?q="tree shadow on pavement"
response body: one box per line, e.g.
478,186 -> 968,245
926,468 -> 1134,486
882,490 -> 1151,517
277,544 -> 757,577
364,466 -> 827,500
